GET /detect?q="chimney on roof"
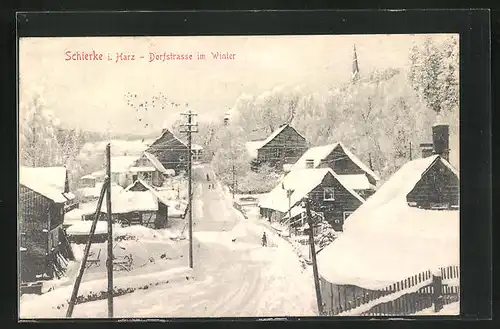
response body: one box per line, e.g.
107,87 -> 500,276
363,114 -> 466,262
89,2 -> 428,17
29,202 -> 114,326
305,159 -> 314,169
420,143 -> 434,158
432,124 -> 450,161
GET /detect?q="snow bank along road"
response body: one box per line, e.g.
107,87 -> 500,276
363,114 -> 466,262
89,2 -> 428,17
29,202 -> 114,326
34,166 -> 316,318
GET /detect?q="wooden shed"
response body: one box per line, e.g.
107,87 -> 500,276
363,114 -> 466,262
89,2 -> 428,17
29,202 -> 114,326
19,166 -> 75,283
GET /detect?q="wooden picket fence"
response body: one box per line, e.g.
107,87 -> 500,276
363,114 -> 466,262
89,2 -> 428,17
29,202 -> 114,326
322,265 -> 460,316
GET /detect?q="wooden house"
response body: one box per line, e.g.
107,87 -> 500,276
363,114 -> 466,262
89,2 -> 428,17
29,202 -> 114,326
258,168 -> 365,231
316,154 -> 459,315
146,129 -> 190,174
290,142 -> 380,199
19,166 -> 75,283
245,124 -> 308,171
125,180 -> 170,229
130,151 -> 169,187
80,174 -> 96,188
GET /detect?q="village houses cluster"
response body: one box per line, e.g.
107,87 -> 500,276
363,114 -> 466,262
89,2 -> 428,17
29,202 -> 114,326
19,127 -> 204,286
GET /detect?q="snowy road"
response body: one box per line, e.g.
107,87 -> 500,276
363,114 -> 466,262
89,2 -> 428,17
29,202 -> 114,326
32,166 -> 316,318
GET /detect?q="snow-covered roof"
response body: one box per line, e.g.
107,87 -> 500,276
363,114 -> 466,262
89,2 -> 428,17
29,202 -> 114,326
245,140 -> 265,159
143,152 -> 168,174
81,174 -> 95,180
259,168 -> 364,213
336,174 -> 373,191
129,166 -> 156,172
109,156 -> 140,173
260,124 -> 306,148
317,155 -> 460,290
149,129 -> 187,149
124,179 -> 170,206
101,189 -> 158,213
283,205 -> 306,219
77,182 -> 124,199
66,220 -> 109,236
20,166 -> 68,203
290,142 -> 381,182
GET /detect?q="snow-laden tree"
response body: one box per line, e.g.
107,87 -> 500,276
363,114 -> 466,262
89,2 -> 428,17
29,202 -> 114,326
19,94 -> 62,167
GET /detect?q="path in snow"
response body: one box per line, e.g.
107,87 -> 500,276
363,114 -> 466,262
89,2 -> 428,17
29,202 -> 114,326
60,166 -> 316,318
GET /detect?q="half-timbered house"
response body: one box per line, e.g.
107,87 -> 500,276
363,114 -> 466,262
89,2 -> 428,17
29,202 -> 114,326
19,166 -> 75,283
258,168 -> 365,231
245,124 -> 308,171
290,142 -> 380,199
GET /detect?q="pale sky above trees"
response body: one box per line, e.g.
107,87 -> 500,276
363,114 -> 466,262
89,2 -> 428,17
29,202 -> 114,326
19,34 -> 454,134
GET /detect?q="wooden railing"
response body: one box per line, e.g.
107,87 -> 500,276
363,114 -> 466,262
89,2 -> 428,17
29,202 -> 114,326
322,265 -> 460,316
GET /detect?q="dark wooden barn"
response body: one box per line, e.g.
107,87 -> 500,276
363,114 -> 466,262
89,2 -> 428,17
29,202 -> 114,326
146,129 -> 189,174
19,167 -> 75,283
258,168 -> 365,231
246,124 -> 308,171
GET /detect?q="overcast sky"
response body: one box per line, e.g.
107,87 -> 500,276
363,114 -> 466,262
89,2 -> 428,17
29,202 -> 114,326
19,34 -> 453,134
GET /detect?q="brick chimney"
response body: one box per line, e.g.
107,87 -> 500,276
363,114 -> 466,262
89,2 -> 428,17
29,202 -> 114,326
432,124 -> 450,161
420,143 -> 434,158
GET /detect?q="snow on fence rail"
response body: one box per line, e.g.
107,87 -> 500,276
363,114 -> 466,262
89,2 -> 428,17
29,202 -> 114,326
232,202 -> 248,219
322,265 -> 460,316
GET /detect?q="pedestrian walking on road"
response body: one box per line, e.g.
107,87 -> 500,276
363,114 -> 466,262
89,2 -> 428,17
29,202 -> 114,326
262,232 -> 267,247
206,173 -> 210,181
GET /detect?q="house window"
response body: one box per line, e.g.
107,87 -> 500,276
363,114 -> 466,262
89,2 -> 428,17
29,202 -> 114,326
343,211 -> 354,221
142,172 -> 152,182
323,187 -> 335,201
20,232 -> 26,249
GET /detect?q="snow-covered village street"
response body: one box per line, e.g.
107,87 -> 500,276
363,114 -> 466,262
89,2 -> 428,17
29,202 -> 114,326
19,34 -> 462,319
20,166 -> 316,318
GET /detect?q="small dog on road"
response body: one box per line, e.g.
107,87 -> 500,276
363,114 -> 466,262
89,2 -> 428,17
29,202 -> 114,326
231,238 -> 236,243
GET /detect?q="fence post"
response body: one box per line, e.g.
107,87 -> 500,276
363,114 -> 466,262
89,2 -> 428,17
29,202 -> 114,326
432,271 -> 444,312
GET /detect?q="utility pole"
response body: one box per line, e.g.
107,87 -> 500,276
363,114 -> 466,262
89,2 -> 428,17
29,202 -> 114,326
105,143 -> 113,318
305,196 -> 323,315
66,177 -> 108,317
181,108 -> 198,269
409,141 -> 413,160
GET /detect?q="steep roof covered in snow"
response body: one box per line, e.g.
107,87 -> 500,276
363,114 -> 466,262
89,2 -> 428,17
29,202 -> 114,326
317,155 -> 460,290
142,152 -> 168,174
245,124 -> 306,159
336,174 -> 373,191
147,128 -> 187,150
290,142 -> 380,183
20,166 -> 69,203
259,168 -> 364,213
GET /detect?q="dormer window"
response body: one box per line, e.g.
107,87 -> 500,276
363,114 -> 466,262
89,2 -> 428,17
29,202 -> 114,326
305,159 -> 314,169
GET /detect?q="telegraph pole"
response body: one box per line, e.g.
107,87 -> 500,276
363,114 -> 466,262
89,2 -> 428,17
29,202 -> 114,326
181,108 -> 198,269
105,143 -> 113,318
305,196 -> 323,315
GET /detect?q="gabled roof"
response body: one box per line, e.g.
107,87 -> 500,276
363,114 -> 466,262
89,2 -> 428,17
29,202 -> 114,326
148,128 -> 187,150
124,179 -> 170,205
290,142 -> 381,182
259,168 -> 364,213
259,124 -> 306,149
20,166 -> 69,203
316,155 -> 460,289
